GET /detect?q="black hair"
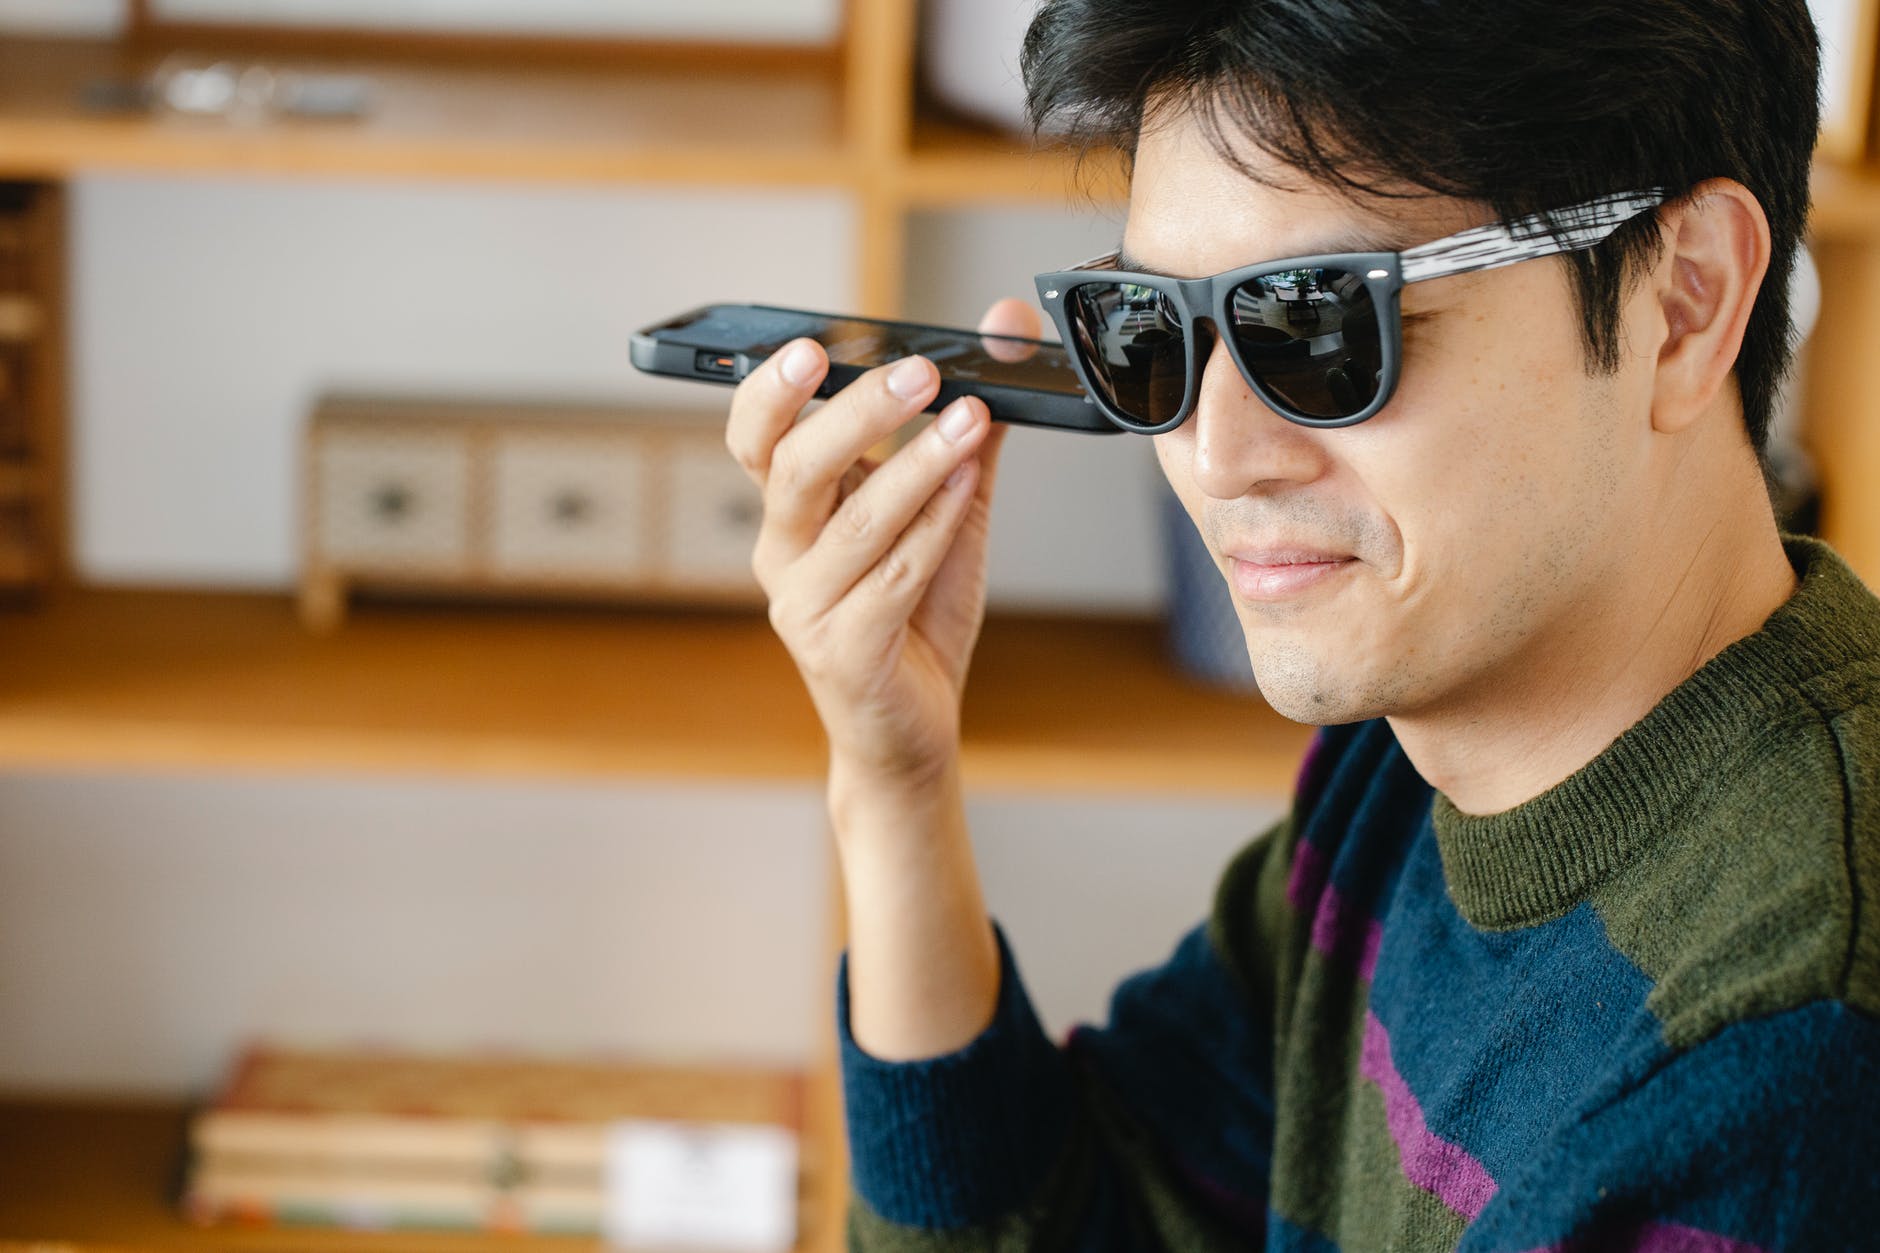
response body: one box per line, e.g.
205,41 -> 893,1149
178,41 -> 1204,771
1022,0 -> 1821,452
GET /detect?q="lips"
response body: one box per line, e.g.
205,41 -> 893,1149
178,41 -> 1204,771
1223,545 -> 1356,601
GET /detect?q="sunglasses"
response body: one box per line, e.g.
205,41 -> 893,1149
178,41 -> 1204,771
1034,189 -> 1667,434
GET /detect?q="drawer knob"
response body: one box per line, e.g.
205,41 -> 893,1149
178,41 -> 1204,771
371,482 -> 415,522
550,489 -> 594,527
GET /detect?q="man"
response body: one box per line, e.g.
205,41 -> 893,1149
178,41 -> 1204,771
726,0 -> 1877,1247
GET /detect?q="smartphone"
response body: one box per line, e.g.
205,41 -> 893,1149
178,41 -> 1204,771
630,303 -> 1115,435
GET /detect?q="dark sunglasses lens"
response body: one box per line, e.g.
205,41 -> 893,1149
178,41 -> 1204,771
1062,282 -> 1188,430
1228,267 -> 1383,421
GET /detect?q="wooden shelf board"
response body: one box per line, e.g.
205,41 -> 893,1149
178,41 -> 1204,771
0,38 -> 849,187
0,1094 -> 826,1253
0,589 -> 1308,796
903,115 -> 1127,207
1809,160 -> 1880,241
0,462 -> 31,505
0,526 -> 39,586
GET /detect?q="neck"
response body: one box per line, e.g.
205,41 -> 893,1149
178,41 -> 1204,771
1391,464 -> 1798,816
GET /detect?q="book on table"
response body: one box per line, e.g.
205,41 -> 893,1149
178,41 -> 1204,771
183,1042 -> 806,1246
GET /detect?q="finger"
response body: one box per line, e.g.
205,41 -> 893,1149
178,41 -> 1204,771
978,297 -> 1044,363
791,396 -> 991,607
726,337 -> 828,488
969,420 -> 1011,509
913,420 -> 1008,646
839,454 -> 983,635
757,354 -> 941,564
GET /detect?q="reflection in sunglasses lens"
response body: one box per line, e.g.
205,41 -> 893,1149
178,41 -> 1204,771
1067,283 -> 1188,429
1228,267 -> 1382,420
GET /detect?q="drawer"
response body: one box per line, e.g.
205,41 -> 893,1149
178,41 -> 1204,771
490,432 -> 649,581
315,430 -> 472,573
664,442 -> 763,589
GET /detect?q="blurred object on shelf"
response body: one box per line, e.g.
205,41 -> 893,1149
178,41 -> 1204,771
922,0 -> 1049,135
77,76 -> 159,116
301,396 -> 766,632
1769,247 -> 1823,535
183,1042 -> 806,1245
80,57 -> 376,122
143,0 -> 844,47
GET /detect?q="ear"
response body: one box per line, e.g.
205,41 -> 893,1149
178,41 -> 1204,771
1649,179 -> 1771,436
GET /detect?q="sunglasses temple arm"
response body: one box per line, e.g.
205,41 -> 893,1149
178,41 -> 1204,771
1399,189 -> 1668,285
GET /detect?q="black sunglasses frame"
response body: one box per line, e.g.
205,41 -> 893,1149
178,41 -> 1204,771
1035,254 -> 1406,434
1034,188 -> 1669,435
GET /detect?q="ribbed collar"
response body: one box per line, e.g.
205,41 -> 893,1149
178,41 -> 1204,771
1431,536 -> 1878,931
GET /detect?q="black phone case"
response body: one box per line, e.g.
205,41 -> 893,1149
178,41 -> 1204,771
630,305 -> 1117,435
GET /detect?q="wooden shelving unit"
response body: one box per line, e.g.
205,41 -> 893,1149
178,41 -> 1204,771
0,593 -> 1304,1253
0,179 -> 60,599
0,4 -> 1874,1250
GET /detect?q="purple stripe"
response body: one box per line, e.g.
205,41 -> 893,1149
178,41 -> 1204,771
1286,836 -> 1330,913
1287,839 -> 1384,981
1358,1011 -> 1499,1221
1307,883 -> 1385,982
1358,921 -> 1382,982
1521,1222 -> 1771,1253
1629,1224 -> 1770,1253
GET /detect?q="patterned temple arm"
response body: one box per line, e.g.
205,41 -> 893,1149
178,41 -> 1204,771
1399,189 -> 1668,285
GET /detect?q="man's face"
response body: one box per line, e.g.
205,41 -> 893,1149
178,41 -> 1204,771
1132,111 -> 1661,724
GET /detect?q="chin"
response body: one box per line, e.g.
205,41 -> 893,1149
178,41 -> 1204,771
1249,646 -> 1401,726
1256,681 -> 1371,727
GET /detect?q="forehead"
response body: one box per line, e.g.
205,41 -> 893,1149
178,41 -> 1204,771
1123,109 -> 1482,276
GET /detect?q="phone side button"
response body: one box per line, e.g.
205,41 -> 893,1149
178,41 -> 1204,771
694,351 -> 738,378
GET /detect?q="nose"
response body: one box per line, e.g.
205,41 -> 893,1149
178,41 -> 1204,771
1182,326 -> 1329,500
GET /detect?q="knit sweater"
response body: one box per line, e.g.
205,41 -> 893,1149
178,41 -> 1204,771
835,535 -> 1880,1251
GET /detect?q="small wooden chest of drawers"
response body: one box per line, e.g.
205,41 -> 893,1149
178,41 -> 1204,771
300,396 -> 763,630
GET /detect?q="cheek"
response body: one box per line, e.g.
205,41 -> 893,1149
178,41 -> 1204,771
1368,295 -> 1607,593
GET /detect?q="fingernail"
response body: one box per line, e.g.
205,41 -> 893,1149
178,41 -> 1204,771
937,399 -> 978,444
945,461 -> 974,490
779,340 -> 819,386
887,357 -> 932,401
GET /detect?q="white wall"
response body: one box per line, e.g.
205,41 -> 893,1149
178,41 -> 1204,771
0,771 -> 1277,1097
968,789 -> 1283,1042
0,0 -> 123,33
0,774 -> 832,1094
